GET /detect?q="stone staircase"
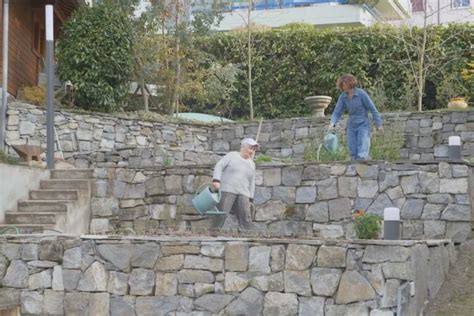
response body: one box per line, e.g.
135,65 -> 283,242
0,169 -> 93,234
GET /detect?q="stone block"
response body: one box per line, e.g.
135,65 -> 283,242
285,244 -> 317,270
306,202 -> 329,222
317,178 -> 338,200
317,246 -> 346,268
129,268 -> 155,295
296,187 -> 316,203
43,289 -> 64,315
249,246 -> 271,274
108,271 -> 129,295
225,243 -> 249,272
263,292 -> 298,316
311,268 -> 341,296
194,294 -> 234,313
77,261 -> 107,292
299,296 -> 324,316
335,270 -> 376,304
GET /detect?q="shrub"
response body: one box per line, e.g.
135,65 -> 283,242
196,23 -> 472,119
353,210 -> 382,239
20,86 -> 46,106
57,3 -> 133,112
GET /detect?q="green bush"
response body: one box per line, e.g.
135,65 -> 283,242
353,211 -> 382,239
195,24 -> 472,119
57,3 -> 133,112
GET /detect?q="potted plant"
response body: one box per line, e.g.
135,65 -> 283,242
304,95 -> 332,118
352,210 -> 382,239
448,96 -> 468,109
437,73 -> 469,109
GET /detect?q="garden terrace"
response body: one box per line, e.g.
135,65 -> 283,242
5,103 -> 474,168
0,235 -> 455,315
89,160 -> 472,243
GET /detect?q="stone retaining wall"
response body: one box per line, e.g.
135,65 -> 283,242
90,161 -> 472,242
0,235 -> 455,315
4,103 -> 218,168
5,103 -> 474,167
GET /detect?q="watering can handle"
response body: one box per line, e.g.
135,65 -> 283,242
195,183 -> 221,201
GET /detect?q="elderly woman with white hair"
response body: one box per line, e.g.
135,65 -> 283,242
211,138 -> 259,232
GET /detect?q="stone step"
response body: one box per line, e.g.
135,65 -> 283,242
0,224 -> 55,234
51,169 -> 94,180
17,200 -> 69,213
5,212 -> 61,225
40,179 -> 90,190
29,189 -> 78,201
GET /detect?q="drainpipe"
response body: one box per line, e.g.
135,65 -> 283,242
45,4 -> 54,170
0,0 -> 9,152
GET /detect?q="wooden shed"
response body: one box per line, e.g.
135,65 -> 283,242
0,0 -> 82,96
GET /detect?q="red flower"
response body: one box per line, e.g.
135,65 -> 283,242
351,209 -> 365,220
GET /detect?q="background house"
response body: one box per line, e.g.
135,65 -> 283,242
0,0 -> 83,96
402,0 -> 472,26
203,0 -> 412,30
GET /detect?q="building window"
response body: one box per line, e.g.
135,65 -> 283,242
452,0 -> 470,7
411,0 -> 425,12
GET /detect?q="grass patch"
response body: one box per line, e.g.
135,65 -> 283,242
255,154 -> 272,164
304,125 -> 404,162
0,150 -> 19,164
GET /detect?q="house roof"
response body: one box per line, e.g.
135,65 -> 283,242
32,0 -> 84,21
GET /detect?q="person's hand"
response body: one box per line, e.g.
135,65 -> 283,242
212,181 -> 220,190
377,126 -> 384,134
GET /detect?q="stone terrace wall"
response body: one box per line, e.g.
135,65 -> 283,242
90,161 -> 472,242
6,103 -> 474,167
0,235 -> 456,315
4,103 -> 220,168
211,111 -> 474,160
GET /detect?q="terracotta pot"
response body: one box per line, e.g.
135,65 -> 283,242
304,95 -> 332,118
448,98 -> 468,109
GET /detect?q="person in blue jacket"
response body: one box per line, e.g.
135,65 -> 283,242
329,74 -> 383,160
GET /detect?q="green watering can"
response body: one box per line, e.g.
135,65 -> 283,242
192,184 -> 226,216
323,129 -> 339,154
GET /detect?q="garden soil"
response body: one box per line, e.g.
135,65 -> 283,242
423,240 -> 474,315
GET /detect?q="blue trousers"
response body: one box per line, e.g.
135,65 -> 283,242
347,121 -> 371,160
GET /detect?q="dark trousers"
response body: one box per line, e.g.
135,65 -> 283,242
213,192 -> 251,230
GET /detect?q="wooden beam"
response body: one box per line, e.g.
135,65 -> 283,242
54,6 -> 67,23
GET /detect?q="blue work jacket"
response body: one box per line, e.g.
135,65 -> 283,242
330,87 -> 383,129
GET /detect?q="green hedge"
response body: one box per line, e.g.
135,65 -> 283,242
192,24 -> 473,119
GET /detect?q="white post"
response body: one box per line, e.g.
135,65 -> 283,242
45,4 -> 54,169
448,136 -> 461,160
383,207 -> 400,240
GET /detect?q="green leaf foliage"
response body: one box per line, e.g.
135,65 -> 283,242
354,213 -> 382,239
194,23 -> 472,119
57,3 -> 134,112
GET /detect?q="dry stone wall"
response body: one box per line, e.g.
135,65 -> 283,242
0,235 -> 455,315
4,103 -> 219,168
90,161 -> 472,242
5,103 -> 474,167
